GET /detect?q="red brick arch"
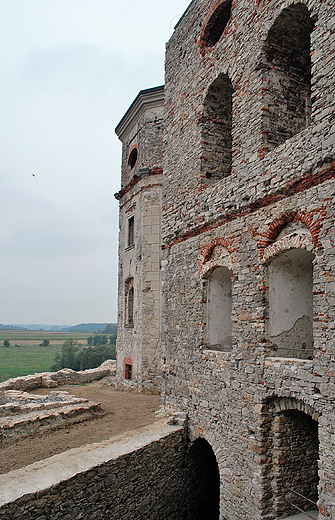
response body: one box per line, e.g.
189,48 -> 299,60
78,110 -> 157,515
199,238 -> 235,275
123,357 -> 133,380
257,210 -> 322,261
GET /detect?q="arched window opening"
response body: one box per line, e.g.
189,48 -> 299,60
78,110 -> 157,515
269,249 -> 314,359
201,74 -> 233,180
183,438 -> 220,520
272,410 -> 319,518
207,266 -> 232,351
261,3 -> 315,150
125,278 -> 134,328
200,1 -> 232,49
128,147 -> 138,171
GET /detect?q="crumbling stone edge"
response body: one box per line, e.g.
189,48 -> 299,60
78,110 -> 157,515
0,360 -> 116,394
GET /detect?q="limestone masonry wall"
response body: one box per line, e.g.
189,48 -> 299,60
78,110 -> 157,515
0,419 -> 189,520
161,0 -> 335,519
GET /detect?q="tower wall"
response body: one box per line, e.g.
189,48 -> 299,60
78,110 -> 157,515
115,87 -> 164,392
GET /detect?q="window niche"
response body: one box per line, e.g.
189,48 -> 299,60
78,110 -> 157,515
127,215 -> 134,248
125,278 -> 134,328
269,249 -> 314,359
207,266 -> 232,351
260,3 -> 315,150
200,74 -> 233,180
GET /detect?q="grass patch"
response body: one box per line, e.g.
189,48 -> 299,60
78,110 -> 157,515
0,331 -> 110,382
0,330 -> 90,345
0,345 -> 62,382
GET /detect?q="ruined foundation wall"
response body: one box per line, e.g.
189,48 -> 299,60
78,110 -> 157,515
0,360 -> 116,392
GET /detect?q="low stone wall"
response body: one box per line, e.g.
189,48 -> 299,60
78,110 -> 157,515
0,416 -> 189,520
0,360 -> 116,392
0,390 -> 102,443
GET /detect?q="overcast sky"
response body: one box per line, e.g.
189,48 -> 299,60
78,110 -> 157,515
0,0 -> 190,326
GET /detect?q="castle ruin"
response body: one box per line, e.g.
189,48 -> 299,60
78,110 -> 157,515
115,0 -> 335,518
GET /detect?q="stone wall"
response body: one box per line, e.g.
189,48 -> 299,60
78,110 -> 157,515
0,418 -> 189,520
112,0 -> 335,517
0,360 -> 116,392
161,0 -> 335,518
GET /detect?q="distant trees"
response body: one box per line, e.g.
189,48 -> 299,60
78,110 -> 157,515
94,334 -> 108,346
51,336 -> 116,372
102,323 -> 117,335
109,334 -> 117,346
51,339 -> 80,371
40,339 -> 50,347
3,339 -> 10,348
87,334 -> 116,347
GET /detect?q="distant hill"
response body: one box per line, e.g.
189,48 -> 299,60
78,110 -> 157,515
0,324 -> 28,331
0,323 -> 117,333
59,323 -> 117,334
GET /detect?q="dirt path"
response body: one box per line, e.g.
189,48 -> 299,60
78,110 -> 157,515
0,378 -> 161,475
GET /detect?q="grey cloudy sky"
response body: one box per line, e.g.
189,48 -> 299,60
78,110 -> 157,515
0,0 -> 190,326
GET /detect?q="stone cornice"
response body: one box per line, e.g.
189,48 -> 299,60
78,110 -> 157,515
115,86 -> 164,142
114,168 -> 163,201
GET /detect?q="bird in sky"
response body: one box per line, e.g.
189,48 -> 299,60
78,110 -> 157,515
32,173 -> 35,177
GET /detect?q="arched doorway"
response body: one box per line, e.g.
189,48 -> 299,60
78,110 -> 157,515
183,438 -> 220,520
260,400 -> 319,519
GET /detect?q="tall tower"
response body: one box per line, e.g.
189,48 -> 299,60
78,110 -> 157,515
114,86 -> 164,392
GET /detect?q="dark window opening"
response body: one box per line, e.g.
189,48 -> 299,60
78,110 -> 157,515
128,147 -> 138,170
127,216 -> 134,247
200,74 -> 233,179
125,363 -> 132,380
127,287 -> 134,327
200,1 -> 232,49
260,3 -> 315,150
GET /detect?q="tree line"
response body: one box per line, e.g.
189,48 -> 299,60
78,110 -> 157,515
51,334 -> 116,372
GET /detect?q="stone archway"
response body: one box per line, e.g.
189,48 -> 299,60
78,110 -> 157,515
183,438 -> 220,520
259,398 -> 319,519
272,409 -> 319,517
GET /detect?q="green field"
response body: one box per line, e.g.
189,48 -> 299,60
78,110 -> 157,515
0,330 -> 92,382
